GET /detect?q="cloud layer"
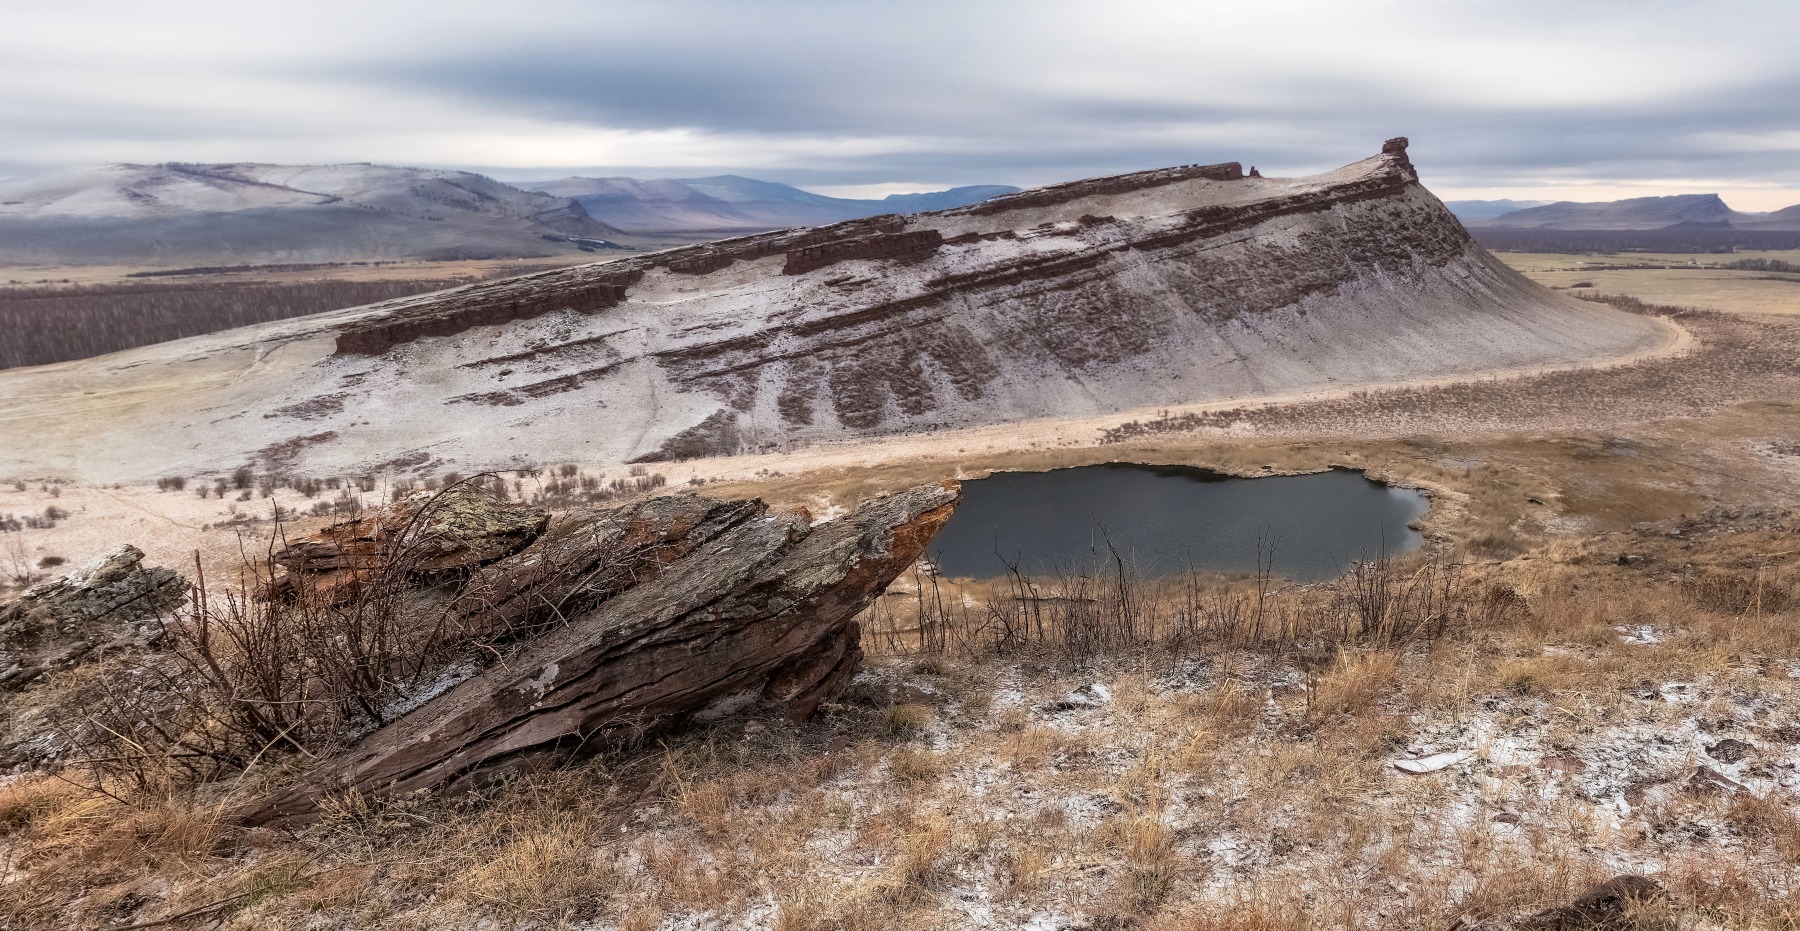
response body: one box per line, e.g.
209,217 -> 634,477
6,0 -> 1799,207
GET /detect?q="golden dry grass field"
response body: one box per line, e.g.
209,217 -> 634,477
1498,252 -> 1800,316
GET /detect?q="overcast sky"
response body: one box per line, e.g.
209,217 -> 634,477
6,0 -> 1799,208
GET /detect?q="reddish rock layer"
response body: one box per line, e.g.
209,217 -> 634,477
325,162 -> 1254,358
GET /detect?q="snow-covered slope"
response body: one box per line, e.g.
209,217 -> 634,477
0,140 -> 1672,482
0,163 -> 632,265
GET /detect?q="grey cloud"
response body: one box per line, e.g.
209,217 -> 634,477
3,0 -> 1798,201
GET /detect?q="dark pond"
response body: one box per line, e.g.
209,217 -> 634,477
927,464 -> 1429,581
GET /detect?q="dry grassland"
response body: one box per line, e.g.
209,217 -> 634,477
2,515 -> 1797,929
1,266 -> 1798,929
1498,253 -> 1800,317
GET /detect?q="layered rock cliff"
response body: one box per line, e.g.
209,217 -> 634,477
0,140 -> 1671,481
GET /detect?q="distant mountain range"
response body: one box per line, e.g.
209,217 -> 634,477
1461,193 -> 1800,231
0,163 -> 1016,267
516,175 -> 1020,233
0,163 -> 636,266
1443,199 -> 1552,220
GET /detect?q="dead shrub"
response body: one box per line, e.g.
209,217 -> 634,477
866,549 -> 1490,665
1683,570 -> 1791,615
64,485 -> 519,783
1335,552 -> 1460,645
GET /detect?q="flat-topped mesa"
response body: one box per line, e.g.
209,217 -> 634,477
19,140 -> 1672,482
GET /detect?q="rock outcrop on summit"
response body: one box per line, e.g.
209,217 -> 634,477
0,140 -> 1672,482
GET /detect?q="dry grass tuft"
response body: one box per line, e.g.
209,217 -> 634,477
0,775 -> 81,833
890,813 -> 954,891
452,827 -> 620,919
1725,791 -> 1800,866
1307,648 -> 1398,719
430,771 -> 627,923
886,746 -> 944,786
881,702 -> 934,737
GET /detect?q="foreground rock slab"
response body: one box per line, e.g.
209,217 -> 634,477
266,483 -> 549,604
0,545 -> 186,691
243,481 -> 959,827
446,492 -> 762,642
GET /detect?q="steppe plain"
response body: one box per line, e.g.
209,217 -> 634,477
1,240 -> 1798,928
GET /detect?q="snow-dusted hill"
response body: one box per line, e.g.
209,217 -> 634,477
1443,199 -> 1551,220
518,175 -> 1018,233
1467,193 -> 1800,231
0,163 -> 632,265
0,140 -> 1672,482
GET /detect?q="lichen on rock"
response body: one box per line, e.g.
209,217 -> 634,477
0,545 -> 186,691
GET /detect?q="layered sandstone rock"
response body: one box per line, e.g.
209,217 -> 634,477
266,484 -> 548,604
242,481 -> 959,827
0,546 -> 186,690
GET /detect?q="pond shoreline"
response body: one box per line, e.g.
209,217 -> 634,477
926,462 -> 1431,583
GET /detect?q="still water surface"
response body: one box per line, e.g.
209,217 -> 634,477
927,464 -> 1429,581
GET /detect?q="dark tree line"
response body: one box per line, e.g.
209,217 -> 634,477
1472,227 -> 1800,255
1717,257 -> 1800,274
0,278 -> 472,369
